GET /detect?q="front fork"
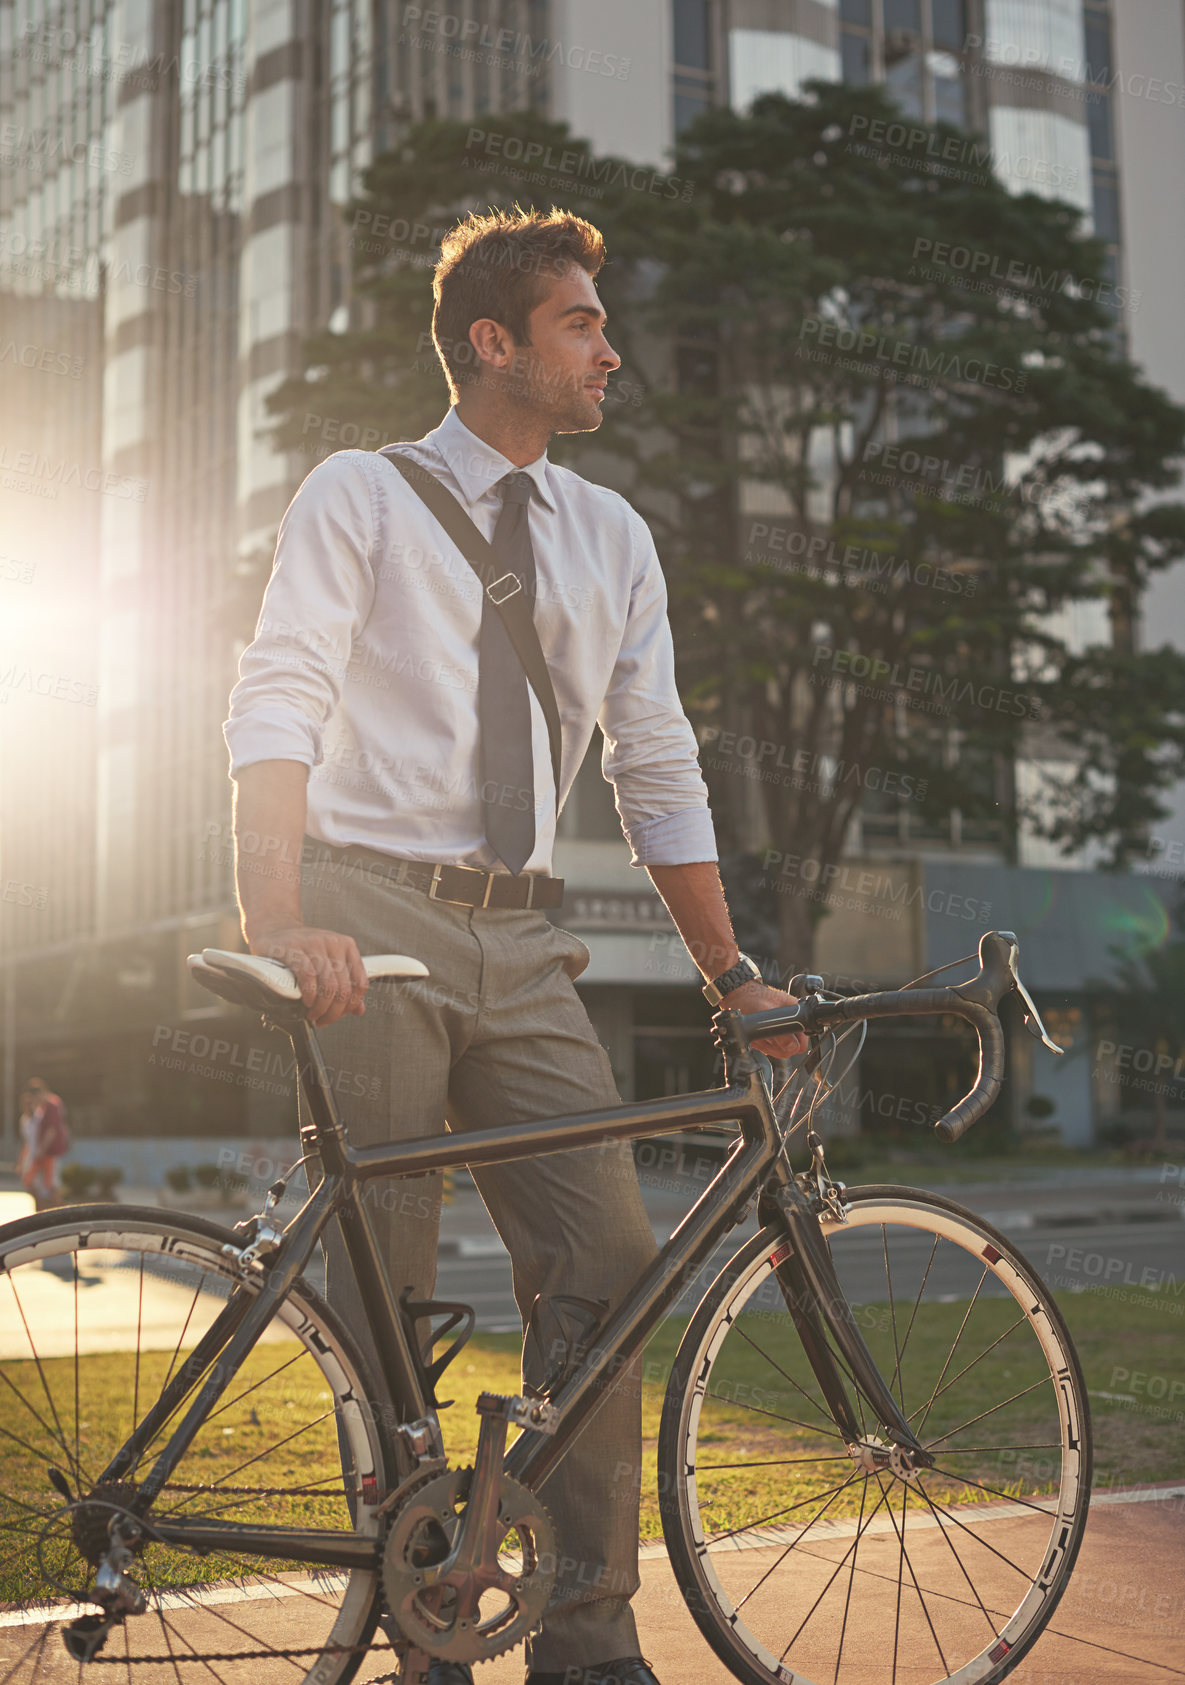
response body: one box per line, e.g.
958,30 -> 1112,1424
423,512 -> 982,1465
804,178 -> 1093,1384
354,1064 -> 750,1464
717,1018 -> 931,1469
757,1177 -> 932,1468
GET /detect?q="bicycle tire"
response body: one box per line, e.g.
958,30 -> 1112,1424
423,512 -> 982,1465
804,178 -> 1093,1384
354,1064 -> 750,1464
0,1203 -> 394,1685
658,1185 -> 1092,1685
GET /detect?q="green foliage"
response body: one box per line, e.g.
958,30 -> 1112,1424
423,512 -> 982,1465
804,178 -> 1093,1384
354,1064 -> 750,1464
615,82 -> 1185,906
59,1164 -> 122,1202
262,88 -> 1185,962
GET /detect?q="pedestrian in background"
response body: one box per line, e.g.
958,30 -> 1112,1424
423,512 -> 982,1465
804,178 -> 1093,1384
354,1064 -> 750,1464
17,1077 -> 68,1211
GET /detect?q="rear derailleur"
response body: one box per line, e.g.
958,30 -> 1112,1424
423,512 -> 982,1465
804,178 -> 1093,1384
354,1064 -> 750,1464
62,1512 -> 147,1662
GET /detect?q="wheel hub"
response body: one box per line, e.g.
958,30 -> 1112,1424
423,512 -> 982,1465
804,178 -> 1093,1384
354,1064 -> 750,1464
70,1484 -> 142,1566
848,1437 -> 923,1480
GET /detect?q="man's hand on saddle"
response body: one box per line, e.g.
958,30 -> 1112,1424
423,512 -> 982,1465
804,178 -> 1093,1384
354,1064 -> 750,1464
718,980 -> 811,1059
248,925 -> 370,1025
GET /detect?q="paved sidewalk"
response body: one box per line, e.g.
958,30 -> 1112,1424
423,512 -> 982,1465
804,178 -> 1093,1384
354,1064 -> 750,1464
366,1482 -> 1185,1683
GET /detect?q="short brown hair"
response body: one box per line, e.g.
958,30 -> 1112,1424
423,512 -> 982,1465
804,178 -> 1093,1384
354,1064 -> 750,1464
431,208 -> 605,399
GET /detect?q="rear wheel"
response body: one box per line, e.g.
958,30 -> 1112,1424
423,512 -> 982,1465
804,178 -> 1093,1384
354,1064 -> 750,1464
0,1205 -> 393,1684
658,1186 -> 1091,1685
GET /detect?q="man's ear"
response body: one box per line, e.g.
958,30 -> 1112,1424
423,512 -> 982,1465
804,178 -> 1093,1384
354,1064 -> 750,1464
468,317 -> 515,372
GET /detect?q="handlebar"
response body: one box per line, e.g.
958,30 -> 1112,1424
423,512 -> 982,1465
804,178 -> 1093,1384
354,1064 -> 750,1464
734,930 -> 1053,1143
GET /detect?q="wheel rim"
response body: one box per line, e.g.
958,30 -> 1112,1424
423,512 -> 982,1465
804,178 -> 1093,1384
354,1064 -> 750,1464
0,1215 -> 386,1684
669,1194 -> 1088,1685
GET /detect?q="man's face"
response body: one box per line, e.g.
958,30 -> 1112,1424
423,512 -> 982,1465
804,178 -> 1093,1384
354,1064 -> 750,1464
508,264 -> 621,434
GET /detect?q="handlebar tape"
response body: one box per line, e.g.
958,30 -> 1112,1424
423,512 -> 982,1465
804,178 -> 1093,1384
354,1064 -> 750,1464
740,931 -> 1020,1144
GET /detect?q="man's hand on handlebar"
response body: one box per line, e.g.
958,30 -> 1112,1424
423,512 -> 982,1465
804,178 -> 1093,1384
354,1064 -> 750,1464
720,980 -> 810,1058
247,925 -> 369,1026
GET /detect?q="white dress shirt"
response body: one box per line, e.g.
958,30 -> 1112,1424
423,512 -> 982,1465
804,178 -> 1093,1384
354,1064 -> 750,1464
223,406 -> 718,875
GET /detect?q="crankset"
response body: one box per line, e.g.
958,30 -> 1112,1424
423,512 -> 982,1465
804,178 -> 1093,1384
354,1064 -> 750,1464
381,1393 -> 558,1664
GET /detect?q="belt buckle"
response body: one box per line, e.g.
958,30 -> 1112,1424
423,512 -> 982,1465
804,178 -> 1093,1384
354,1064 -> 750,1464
487,572 -> 522,606
427,864 -> 446,902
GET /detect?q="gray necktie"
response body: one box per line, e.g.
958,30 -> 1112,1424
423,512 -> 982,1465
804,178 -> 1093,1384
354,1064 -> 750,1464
479,472 -> 537,874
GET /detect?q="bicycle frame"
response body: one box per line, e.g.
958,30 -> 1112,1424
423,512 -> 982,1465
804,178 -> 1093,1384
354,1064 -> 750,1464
105,999 -> 926,1569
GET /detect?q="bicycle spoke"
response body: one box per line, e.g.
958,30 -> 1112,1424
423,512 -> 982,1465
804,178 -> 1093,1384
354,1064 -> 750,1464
697,1454 -> 851,1471
924,1376 -> 1054,1449
928,1464 -> 1061,1516
885,1476 -> 950,1676
132,1258 -> 145,1440
706,1472 -> 860,1547
882,1223 -> 905,1413
733,1469 -> 864,1612
204,1349 -> 308,1426
158,1412 -> 335,1515
735,1321 -> 845,1432
912,1267 -> 989,1439
833,1472 -> 871,1681
908,1312 -> 1032,1429
1,1278 -> 85,1491
932,1442 -> 1060,1453
161,1274 -> 209,1394
705,1391 -> 846,1441
914,1475 -> 1041,1583
72,1255 -> 82,1491
778,1479 -> 890,1660
0,1228 -> 376,1685
890,1235 -> 939,1403
911,1473 -> 1000,1641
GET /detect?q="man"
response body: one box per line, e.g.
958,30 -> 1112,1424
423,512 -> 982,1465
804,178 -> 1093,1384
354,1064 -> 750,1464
224,208 -> 805,1685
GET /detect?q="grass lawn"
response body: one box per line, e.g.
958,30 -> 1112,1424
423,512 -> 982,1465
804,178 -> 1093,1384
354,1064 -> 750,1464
3,1283 -> 1179,1601
445,1283 -> 1185,1538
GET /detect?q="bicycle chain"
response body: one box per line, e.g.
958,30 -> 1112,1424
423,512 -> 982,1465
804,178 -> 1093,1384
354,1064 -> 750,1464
159,1482 -> 348,1498
59,1488 -> 393,1670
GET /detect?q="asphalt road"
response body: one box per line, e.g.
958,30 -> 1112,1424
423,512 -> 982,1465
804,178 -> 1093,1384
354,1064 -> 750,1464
428,1213 -> 1185,1332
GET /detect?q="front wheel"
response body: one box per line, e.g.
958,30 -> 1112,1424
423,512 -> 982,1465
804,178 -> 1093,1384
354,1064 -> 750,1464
658,1185 -> 1091,1685
0,1205 -> 391,1685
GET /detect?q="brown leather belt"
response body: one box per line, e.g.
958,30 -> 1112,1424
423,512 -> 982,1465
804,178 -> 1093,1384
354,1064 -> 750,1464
302,839 -> 564,910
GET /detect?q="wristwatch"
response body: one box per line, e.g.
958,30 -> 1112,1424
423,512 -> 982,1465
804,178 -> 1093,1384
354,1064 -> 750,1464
702,952 -> 763,1007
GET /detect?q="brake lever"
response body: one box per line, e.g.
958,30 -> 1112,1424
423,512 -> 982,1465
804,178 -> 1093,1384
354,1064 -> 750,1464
1010,965 -> 1064,1054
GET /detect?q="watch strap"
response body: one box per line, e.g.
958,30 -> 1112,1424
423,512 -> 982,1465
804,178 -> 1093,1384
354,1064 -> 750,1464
702,952 -> 763,1006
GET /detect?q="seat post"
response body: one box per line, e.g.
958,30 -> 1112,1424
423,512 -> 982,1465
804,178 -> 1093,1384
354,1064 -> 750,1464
281,1016 -> 349,1174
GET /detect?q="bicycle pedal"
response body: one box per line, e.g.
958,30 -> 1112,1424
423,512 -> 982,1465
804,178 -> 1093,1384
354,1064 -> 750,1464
476,1391 -> 559,1433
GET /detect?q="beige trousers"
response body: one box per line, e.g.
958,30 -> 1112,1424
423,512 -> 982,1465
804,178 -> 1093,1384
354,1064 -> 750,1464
298,849 -> 658,1671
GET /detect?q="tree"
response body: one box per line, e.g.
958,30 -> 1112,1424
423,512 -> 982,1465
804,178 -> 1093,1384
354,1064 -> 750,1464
608,80 -> 1185,969
263,89 -> 1185,972
1097,895 -> 1185,1151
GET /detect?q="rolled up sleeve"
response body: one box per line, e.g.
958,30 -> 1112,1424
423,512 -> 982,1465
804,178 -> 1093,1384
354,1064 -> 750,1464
223,453 -> 377,778
600,513 -> 718,866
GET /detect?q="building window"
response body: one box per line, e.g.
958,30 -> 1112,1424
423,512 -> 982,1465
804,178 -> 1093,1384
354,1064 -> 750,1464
1082,3 -> 1124,332
840,0 -> 976,126
841,31 -> 872,84
931,0 -> 966,51
883,0 -> 921,32
674,0 -> 712,69
673,0 -> 714,133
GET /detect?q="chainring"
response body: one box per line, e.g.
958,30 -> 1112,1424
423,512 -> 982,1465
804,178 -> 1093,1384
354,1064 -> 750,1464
381,1466 -> 555,1664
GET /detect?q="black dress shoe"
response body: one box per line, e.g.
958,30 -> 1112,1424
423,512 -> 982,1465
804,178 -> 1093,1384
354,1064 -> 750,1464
525,1659 -> 661,1685
427,1661 -> 474,1685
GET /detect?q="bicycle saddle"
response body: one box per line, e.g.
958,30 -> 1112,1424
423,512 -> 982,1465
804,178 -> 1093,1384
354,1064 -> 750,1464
187,946 -> 429,1010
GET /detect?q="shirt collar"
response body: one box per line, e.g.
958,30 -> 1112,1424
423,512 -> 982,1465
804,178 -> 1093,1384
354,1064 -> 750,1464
428,406 -> 557,514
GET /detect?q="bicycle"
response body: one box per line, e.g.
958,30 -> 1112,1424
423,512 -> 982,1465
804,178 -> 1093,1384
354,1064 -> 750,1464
0,928 -> 1090,1685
